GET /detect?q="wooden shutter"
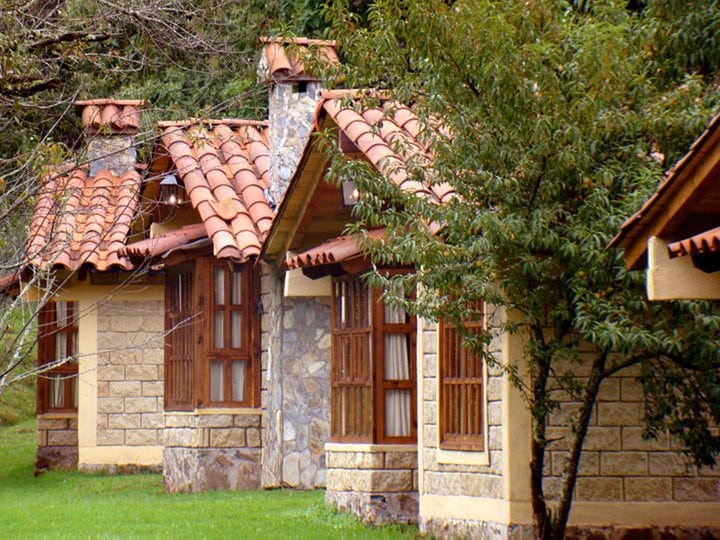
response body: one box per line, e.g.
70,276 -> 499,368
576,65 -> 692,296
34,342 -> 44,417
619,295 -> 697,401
330,275 -> 373,442
165,267 -> 195,411
439,301 -> 485,450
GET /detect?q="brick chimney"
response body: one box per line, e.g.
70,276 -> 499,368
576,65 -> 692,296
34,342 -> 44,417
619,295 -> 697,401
75,99 -> 145,177
257,38 -> 339,207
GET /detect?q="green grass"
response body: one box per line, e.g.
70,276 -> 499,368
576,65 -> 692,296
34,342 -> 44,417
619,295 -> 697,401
0,376 -> 35,425
0,419 -> 418,539
0,303 -> 37,426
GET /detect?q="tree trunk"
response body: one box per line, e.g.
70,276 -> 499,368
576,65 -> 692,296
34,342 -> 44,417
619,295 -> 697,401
529,335 -> 553,540
550,354 -> 607,540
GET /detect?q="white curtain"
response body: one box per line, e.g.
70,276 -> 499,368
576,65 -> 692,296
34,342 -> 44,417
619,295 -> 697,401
55,302 -> 67,362
50,375 -> 64,408
232,361 -> 245,401
384,303 -> 411,437
210,360 -> 223,401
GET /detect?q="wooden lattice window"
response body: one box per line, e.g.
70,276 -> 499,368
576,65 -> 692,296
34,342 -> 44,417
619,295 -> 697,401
330,275 -> 416,444
165,267 -> 194,410
37,301 -> 79,413
439,301 -> 485,451
206,261 -> 258,407
164,258 -> 260,411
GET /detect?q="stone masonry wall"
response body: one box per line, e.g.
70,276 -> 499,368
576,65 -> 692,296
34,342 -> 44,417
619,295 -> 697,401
261,265 -> 331,489
267,82 -> 323,206
35,414 -> 78,471
279,295 -> 331,488
163,411 -> 262,492
96,299 -> 164,450
545,357 -> 720,504
326,446 -> 419,524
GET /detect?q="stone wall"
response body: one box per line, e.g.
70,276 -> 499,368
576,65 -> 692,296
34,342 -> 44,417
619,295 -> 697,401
35,414 -> 78,471
267,82 -> 322,206
96,299 -> 164,449
163,411 -> 262,492
325,445 -> 419,524
419,317 -> 505,504
261,265 -> 331,489
545,359 -> 720,504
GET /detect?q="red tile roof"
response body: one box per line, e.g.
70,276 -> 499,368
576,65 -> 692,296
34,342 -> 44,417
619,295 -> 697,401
611,111 -> 720,253
285,229 -> 387,270
0,271 -> 20,295
159,120 -> 274,261
120,223 -> 207,259
76,99 -> 144,135
667,226 -> 720,258
318,89 -> 456,203
27,166 -> 141,272
259,37 -> 339,80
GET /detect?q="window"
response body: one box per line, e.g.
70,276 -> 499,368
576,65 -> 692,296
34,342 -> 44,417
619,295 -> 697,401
438,301 -> 485,451
164,258 -> 260,410
37,301 -> 79,413
330,275 -> 416,444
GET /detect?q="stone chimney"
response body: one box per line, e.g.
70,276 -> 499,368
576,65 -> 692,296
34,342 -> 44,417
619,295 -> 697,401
75,99 -> 145,177
257,38 -> 338,207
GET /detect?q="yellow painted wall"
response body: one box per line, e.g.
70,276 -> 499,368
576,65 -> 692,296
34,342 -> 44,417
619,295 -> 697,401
56,282 -> 164,467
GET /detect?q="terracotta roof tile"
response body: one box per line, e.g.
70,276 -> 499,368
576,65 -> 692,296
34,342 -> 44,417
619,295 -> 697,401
0,272 -> 20,295
318,90 -> 455,204
77,99 -> 145,135
120,223 -> 208,259
259,37 -> 339,80
285,229 -> 387,270
667,226 -> 720,258
27,167 -> 141,272
159,120 -> 273,262
611,111 -> 720,251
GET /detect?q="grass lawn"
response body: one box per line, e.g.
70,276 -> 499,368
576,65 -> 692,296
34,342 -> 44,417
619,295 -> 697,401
0,420 -> 418,539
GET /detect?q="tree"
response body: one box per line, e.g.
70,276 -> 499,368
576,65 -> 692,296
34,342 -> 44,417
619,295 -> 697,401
0,0 -> 330,400
322,1 -> 720,538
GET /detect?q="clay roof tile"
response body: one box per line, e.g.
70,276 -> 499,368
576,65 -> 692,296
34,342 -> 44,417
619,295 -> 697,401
158,121 -> 273,262
26,167 -> 140,272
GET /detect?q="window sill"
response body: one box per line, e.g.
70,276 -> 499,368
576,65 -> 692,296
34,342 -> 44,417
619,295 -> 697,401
436,447 -> 490,466
325,442 -> 416,454
37,412 -> 78,419
165,408 -> 262,416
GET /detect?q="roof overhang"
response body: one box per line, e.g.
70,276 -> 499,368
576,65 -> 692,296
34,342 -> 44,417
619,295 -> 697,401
611,112 -> 720,270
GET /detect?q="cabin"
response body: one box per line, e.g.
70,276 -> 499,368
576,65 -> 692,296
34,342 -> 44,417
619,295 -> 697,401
613,112 -> 720,300
5,35 -> 720,539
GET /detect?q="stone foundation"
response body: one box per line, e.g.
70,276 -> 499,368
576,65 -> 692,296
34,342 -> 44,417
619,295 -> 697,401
566,526 -> 720,540
163,411 -> 262,492
35,414 -> 78,471
421,518 -> 534,540
325,444 -> 418,524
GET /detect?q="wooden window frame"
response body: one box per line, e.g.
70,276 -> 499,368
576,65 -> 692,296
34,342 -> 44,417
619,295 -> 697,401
330,274 -> 417,444
204,259 -> 259,408
438,301 -> 486,451
164,257 -> 261,411
37,301 -> 79,414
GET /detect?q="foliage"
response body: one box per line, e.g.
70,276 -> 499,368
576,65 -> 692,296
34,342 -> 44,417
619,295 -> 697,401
322,1 -> 720,538
0,420 -> 417,539
0,0 -> 328,397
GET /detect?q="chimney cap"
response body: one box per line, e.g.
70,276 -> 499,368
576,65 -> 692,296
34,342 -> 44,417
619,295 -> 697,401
76,99 -> 144,135
75,99 -> 146,107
